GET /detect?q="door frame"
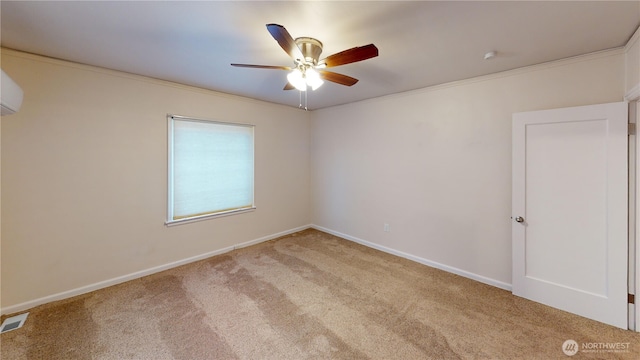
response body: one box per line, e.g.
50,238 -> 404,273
630,95 -> 640,332
637,99 -> 640,332
636,98 -> 640,332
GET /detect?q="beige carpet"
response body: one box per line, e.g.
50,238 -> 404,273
1,229 -> 639,359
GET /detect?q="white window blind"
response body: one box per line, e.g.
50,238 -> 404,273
167,115 -> 254,224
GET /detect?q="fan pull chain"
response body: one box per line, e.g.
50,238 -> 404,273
298,90 -> 309,111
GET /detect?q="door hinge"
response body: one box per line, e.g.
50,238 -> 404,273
628,123 -> 636,135
629,293 -> 635,304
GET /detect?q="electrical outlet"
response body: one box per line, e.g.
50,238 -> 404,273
384,223 -> 390,232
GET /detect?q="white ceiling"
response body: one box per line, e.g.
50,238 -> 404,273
1,1 -> 639,110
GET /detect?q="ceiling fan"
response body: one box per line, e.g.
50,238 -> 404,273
231,24 -> 378,92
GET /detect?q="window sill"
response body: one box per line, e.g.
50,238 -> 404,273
165,206 -> 256,227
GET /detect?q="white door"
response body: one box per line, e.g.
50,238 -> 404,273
512,102 -> 628,329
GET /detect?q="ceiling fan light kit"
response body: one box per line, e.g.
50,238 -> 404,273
232,23 -> 378,108
287,67 -> 324,91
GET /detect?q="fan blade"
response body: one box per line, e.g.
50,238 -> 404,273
320,44 -> 378,68
231,63 -> 292,70
283,82 -> 295,91
319,70 -> 359,86
266,24 -> 304,62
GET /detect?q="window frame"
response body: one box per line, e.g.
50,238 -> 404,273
166,114 -> 256,226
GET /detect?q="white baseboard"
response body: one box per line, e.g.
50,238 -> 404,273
2,224 -> 511,315
310,224 -> 512,292
0,225 -> 312,316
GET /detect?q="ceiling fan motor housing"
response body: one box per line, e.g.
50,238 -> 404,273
295,37 -> 323,66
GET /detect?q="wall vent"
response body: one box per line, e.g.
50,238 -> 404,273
0,313 -> 29,333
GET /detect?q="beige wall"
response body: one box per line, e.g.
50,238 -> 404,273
0,49 -> 311,310
0,43 -> 633,312
311,50 -> 626,287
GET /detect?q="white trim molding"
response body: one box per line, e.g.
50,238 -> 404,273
310,224 -> 512,291
635,99 -> 640,332
622,24 -> 640,332
624,25 -> 640,102
1,223 -> 515,315
624,25 -> 640,54
0,225 -> 311,315
627,84 -> 640,102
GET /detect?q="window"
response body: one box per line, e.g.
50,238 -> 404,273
167,115 -> 255,225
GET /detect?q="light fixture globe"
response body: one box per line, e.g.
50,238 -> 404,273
305,68 -> 324,90
287,66 -> 325,92
287,68 -> 307,91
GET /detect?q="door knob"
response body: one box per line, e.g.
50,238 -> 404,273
514,216 -> 524,223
